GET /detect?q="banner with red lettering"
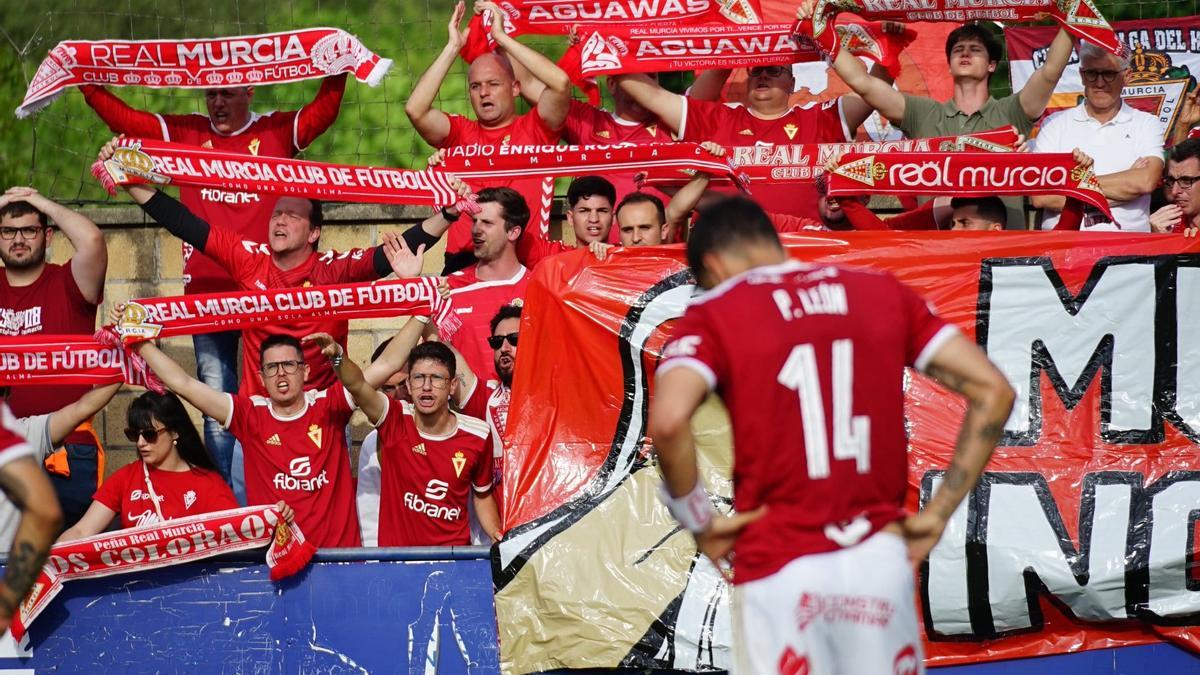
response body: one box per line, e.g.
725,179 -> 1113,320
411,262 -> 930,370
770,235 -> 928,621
0,335 -> 154,387
18,28 -> 392,118
93,137 -> 467,208
1007,16 -> 1200,142
638,126 -> 1020,188
795,0 -> 1121,66
826,151 -> 1113,218
12,504 -> 314,641
493,233 -> 1200,672
437,141 -> 750,190
460,0 -> 766,62
114,277 -> 453,344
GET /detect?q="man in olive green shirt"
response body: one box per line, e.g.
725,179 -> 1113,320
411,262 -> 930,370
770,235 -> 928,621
796,12 -> 1075,229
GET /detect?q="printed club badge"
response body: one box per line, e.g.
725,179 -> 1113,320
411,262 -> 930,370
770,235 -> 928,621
307,424 -> 322,447
452,451 -> 466,478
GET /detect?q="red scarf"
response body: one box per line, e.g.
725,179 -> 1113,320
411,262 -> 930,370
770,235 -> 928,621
795,0 -> 1122,64
437,142 -> 749,191
558,20 -> 914,102
19,28 -> 392,118
460,0 -> 766,62
0,334 -> 162,390
826,151 -> 1113,219
115,277 -> 458,344
638,126 -> 1021,188
11,505 -> 314,641
93,137 -> 474,211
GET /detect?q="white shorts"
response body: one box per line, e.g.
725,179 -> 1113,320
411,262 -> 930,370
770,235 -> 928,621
732,532 -> 924,675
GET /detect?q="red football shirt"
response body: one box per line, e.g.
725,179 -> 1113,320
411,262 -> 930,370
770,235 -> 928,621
679,97 -> 850,221
659,260 -> 954,584
375,400 -> 493,546
81,80 -> 345,294
563,100 -> 671,242
446,265 -> 530,385
93,461 -> 238,529
461,380 -> 510,511
439,110 -> 562,255
224,384 -> 361,548
0,263 -> 98,427
202,226 -> 379,395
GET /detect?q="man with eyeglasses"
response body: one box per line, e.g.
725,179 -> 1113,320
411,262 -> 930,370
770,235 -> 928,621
128,331 -> 375,547
0,186 -> 108,529
1030,42 -> 1164,231
798,6 -> 1075,229
1150,139 -> 1200,237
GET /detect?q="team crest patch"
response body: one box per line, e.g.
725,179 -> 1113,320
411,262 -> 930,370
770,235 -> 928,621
248,138 -> 261,156
452,451 -> 466,477
646,123 -> 657,137
307,424 -> 322,447
183,490 -> 197,509
783,123 -> 798,140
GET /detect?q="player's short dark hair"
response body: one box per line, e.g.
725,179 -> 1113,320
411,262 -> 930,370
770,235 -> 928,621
950,196 -> 1006,226
490,303 -> 523,335
615,192 -> 666,226
687,197 -> 782,287
1169,138 -> 1200,165
259,334 -> 305,364
407,341 -> 456,378
945,23 -> 1002,64
476,186 -> 530,235
567,176 -> 617,209
0,201 -> 48,228
308,200 -> 324,228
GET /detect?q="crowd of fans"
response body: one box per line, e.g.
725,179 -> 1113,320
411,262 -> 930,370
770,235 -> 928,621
2,1 -> 1199,554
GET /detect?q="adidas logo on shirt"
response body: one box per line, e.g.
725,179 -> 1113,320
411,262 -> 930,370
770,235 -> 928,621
739,129 -> 754,136
266,434 -> 281,446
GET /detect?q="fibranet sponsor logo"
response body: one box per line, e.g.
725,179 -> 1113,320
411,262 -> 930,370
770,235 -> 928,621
272,456 -> 329,492
404,479 -> 461,520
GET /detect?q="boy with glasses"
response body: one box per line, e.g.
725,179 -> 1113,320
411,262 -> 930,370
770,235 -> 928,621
0,186 -> 108,529
1151,139 -> 1200,236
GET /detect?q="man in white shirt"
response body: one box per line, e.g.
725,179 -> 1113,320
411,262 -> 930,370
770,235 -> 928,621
1031,41 -> 1165,231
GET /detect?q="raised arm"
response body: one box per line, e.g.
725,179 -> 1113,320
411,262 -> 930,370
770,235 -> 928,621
78,85 -> 167,138
903,332 -> 1014,568
1,187 -> 107,304
305,333 -> 388,425
617,74 -> 685,135
1017,28 -> 1072,121
830,49 -> 906,125
478,2 -> 571,130
0,455 -> 62,634
689,69 -> 731,101
132,341 -> 232,424
362,317 -> 428,390
48,383 -> 121,447
1171,89 -> 1199,147
665,141 -> 725,233
294,73 -> 348,150
404,1 -> 470,146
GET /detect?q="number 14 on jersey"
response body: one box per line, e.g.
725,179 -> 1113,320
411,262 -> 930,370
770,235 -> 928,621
777,340 -> 871,480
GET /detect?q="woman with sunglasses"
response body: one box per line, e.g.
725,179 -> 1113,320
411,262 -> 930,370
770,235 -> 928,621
58,392 -> 293,540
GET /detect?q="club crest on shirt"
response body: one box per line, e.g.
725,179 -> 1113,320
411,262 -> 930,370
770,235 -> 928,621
501,134 -> 511,145
783,123 -> 798,140
183,490 -> 197,509
646,123 -> 657,137
452,451 -> 466,477
307,424 -> 323,447
248,138 -> 261,156
412,442 -> 427,456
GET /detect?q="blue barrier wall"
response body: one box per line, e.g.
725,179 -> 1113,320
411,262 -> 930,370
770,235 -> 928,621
0,547 -> 1195,674
0,548 -> 499,673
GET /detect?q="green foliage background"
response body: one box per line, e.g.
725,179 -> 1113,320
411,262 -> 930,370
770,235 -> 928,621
0,0 -> 1195,204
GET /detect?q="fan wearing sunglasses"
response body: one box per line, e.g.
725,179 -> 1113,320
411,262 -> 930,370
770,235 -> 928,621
58,392 -> 293,541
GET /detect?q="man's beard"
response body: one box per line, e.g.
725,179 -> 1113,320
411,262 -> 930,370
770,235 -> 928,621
0,246 -> 45,270
496,357 -> 513,388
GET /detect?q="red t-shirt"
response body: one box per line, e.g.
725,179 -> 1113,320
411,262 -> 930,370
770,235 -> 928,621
563,100 -> 671,242
376,400 -> 493,546
202,226 -> 378,396
224,384 -> 361,548
659,260 -> 954,584
0,263 -> 98,426
439,110 -> 562,255
446,265 -> 530,385
770,213 -> 827,232
94,461 -> 238,529
680,97 -> 850,221
81,80 -> 345,294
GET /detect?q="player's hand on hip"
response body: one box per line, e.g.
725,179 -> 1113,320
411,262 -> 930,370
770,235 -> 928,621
900,510 -> 948,572
694,505 -> 767,569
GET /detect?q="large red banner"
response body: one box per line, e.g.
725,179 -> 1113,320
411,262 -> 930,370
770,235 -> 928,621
493,233 -> 1200,672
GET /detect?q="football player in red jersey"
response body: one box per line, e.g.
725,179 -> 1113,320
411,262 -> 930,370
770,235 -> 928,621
650,197 -> 1014,674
